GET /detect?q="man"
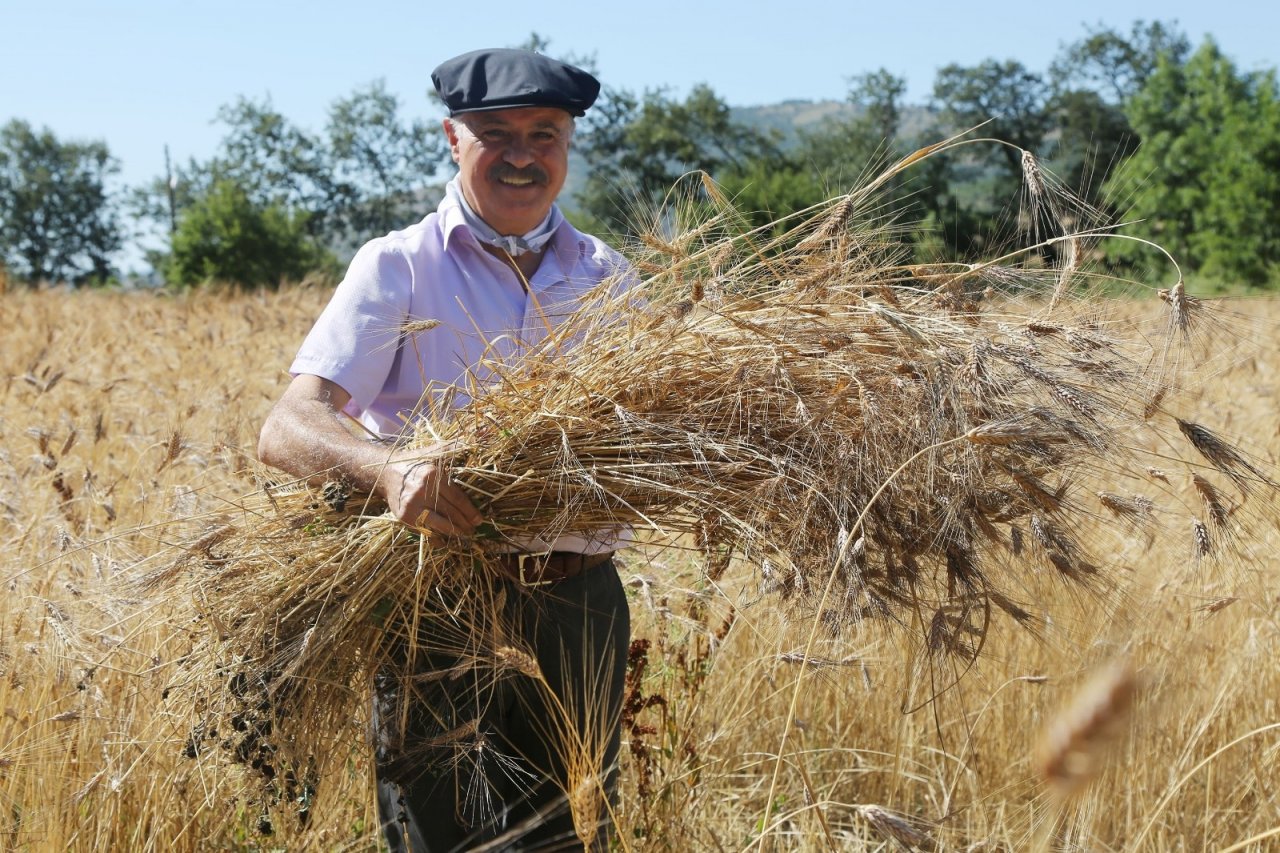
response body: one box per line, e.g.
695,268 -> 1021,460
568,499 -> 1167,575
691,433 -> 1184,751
258,48 -> 630,851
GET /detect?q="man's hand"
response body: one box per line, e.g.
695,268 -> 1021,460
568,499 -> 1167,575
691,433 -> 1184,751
259,375 -> 484,538
377,443 -> 483,537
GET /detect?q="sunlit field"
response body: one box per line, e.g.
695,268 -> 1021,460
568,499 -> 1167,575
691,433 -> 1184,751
1,284 -> 1277,851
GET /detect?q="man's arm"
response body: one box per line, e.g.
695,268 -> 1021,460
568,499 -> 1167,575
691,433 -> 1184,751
257,374 -> 482,537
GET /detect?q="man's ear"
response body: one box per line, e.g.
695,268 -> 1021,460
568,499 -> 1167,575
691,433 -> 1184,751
442,118 -> 461,162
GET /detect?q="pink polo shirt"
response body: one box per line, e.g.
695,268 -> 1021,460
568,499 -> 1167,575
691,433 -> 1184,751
290,191 -> 631,554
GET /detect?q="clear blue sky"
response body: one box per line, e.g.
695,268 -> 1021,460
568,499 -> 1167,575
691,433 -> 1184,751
2,0 -> 1276,206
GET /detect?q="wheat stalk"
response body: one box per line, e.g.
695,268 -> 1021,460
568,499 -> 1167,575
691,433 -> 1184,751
1038,658 -> 1139,798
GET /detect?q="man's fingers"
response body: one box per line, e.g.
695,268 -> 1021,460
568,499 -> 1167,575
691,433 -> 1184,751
418,465 -> 482,527
392,458 -> 483,531
407,480 -> 480,535
436,481 -> 484,527
414,508 -> 467,538
431,492 -> 480,535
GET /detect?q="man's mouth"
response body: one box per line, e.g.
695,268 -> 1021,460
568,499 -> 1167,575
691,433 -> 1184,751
492,166 -> 547,187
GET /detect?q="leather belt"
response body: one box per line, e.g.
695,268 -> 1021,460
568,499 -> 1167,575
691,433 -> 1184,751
496,551 -> 614,585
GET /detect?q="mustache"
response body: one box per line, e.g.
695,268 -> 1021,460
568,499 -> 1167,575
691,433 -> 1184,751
489,163 -> 549,185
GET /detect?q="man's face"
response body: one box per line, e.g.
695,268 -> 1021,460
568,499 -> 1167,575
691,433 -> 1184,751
444,107 -> 573,236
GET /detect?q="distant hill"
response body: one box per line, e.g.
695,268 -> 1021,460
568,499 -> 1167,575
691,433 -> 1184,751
731,99 -> 859,145
732,99 -> 938,145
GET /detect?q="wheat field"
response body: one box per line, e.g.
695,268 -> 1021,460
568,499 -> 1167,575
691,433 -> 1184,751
1,281 -> 1278,852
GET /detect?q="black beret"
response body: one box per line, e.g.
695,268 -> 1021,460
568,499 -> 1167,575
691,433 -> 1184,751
432,48 -> 601,117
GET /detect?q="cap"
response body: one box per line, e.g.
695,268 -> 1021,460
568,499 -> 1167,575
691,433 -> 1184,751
432,48 -> 601,117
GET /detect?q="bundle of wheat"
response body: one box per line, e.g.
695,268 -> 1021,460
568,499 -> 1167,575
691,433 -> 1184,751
147,135 -> 1275,808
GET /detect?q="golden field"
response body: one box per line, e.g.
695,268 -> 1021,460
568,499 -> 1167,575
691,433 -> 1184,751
0,284 -> 1277,851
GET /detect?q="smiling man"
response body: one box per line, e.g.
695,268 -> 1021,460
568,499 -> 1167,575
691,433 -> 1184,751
257,49 -> 630,851
447,107 -> 573,239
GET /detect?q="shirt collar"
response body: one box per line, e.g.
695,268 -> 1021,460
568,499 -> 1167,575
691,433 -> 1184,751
440,178 -> 564,255
438,179 -> 585,280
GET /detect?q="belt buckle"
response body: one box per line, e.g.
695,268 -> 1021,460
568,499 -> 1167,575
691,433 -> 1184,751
517,551 -> 556,587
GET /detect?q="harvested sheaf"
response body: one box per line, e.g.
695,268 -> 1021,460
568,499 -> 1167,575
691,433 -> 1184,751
145,134 -> 1278,800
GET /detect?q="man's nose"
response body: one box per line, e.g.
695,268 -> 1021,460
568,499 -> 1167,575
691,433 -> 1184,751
502,137 -> 535,168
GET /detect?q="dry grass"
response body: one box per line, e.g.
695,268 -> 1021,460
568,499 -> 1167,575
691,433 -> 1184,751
3,153 -> 1280,849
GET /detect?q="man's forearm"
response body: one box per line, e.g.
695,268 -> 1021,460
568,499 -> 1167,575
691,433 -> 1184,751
258,375 -> 481,535
257,393 -> 394,493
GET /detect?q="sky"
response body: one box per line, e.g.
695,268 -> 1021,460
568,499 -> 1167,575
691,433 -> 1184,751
2,0 -> 1277,254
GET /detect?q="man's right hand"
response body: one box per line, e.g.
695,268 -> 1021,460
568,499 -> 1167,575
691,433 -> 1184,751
378,443 -> 483,537
259,375 -> 484,539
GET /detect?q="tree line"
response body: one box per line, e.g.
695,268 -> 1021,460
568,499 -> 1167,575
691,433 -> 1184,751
2,21 -> 1277,290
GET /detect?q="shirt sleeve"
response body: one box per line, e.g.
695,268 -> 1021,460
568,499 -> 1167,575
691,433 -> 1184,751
289,241 -> 412,413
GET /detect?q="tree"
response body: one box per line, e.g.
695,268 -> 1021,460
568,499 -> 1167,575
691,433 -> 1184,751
1042,88 -> 1137,205
1041,21 -> 1188,208
575,84 -> 782,235
209,96 -> 333,234
136,83 -> 449,285
326,80 -> 447,243
1106,39 -> 1280,285
1050,20 -> 1191,105
849,69 -> 907,143
932,60 -> 1054,194
166,178 -> 332,288
720,70 -> 919,233
0,119 -> 122,285
130,97 -> 331,273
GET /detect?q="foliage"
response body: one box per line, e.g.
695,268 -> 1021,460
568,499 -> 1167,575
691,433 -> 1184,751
1040,21 -> 1190,217
326,80 -> 447,244
1106,39 -> 1280,285
1042,88 -> 1136,203
1049,19 -> 1192,104
719,69 -> 963,256
12,20 -> 1280,290
932,60 -> 1053,192
211,96 -> 333,228
0,119 -> 122,285
136,84 -> 444,286
575,84 -> 782,235
166,178 -> 333,288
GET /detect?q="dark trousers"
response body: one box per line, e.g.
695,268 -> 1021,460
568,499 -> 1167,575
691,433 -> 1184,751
374,560 -> 630,852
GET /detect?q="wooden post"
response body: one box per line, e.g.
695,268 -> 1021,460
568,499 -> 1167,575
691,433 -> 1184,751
165,144 -> 177,237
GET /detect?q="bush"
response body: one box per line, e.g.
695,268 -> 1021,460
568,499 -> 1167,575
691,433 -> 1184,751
167,178 -> 333,288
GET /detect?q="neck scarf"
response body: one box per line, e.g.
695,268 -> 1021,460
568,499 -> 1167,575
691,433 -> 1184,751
446,178 -> 563,257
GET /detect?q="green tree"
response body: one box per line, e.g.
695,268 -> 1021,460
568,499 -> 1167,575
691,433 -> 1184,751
716,156 -> 824,233
212,96 -> 333,231
1042,88 -> 1136,202
167,178 -> 332,288
326,80 -> 447,243
1106,39 -> 1280,285
932,60 -> 1054,190
130,97 -> 331,274
927,60 -> 1058,260
1043,21 -> 1189,208
137,84 -> 448,284
1050,20 -> 1191,104
719,70 -> 918,233
793,71 -> 907,187
575,84 -> 782,235
849,69 -> 907,143
0,119 -> 121,285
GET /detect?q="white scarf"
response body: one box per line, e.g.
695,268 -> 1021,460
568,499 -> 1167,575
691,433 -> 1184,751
446,178 -> 563,257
